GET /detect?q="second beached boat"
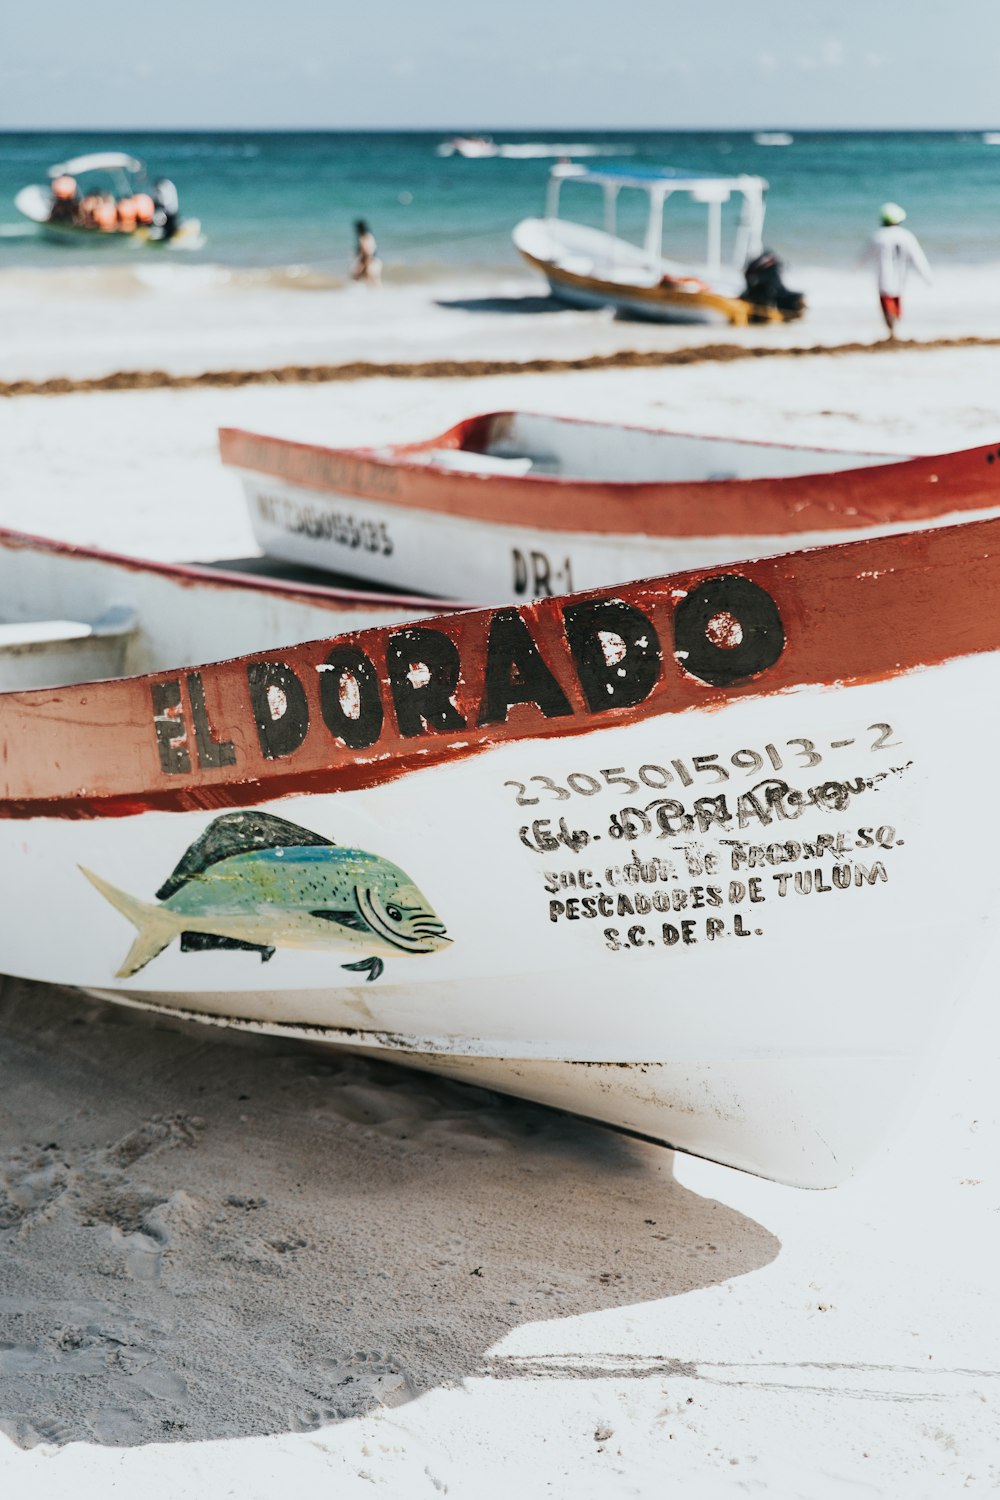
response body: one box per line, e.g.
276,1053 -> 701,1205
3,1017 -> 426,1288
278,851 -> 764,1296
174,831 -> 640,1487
2,517 -> 999,1187
220,411 -> 1000,604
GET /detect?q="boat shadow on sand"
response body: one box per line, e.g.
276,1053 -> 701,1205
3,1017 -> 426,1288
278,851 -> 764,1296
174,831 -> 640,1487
0,978 -> 779,1449
435,292 -> 694,323
435,293 -> 571,316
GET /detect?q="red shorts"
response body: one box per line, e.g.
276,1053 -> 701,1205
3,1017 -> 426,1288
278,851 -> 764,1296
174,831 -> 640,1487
879,293 -> 902,324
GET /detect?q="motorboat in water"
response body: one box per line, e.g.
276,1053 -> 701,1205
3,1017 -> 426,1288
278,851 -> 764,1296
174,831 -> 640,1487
436,136 -> 498,158
513,163 -> 804,325
437,136 -> 621,160
220,410 -> 1000,603
3,515 -> 999,1186
14,152 -> 202,248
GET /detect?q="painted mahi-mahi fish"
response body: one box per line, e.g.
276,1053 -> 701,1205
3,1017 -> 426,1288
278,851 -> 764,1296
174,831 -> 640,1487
80,810 -> 451,982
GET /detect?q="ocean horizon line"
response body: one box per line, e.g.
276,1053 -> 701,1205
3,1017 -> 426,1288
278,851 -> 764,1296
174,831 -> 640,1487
3,124 -> 1000,136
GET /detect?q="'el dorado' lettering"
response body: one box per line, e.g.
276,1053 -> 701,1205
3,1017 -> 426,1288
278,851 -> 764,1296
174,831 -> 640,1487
149,574 -> 788,777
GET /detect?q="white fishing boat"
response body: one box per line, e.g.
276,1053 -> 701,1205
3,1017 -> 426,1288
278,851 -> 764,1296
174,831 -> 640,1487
753,132 -> 794,146
2,517 -> 998,1187
0,527 -> 445,694
512,164 -> 801,325
15,152 -> 202,247
221,410 -> 1000,604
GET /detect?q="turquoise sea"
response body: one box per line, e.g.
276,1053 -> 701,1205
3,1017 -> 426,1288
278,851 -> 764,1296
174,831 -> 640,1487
1,129 -> 998,280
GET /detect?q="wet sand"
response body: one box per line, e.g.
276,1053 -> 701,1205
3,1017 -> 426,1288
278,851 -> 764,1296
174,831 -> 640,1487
0,260 -> 988,388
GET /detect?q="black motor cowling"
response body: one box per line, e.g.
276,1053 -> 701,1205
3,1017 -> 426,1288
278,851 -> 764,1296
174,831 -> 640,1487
742,250 -> 806,318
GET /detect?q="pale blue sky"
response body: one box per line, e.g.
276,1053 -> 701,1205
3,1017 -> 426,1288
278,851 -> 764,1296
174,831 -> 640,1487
5,0 -> 1000,130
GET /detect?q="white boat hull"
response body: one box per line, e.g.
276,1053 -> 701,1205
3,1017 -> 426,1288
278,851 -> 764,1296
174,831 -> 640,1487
538,269 -> 731,323
4,520 -> 999,1187
14,184 -> 202,249
0,528 -> 441,694
2,655 -> 987,1188
222,412 -> 1000,605
513,217 -> 758,325
235,467 -> 1000,603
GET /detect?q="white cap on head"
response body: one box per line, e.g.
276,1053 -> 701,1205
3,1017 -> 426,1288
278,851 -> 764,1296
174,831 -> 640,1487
880,202 -> 906,226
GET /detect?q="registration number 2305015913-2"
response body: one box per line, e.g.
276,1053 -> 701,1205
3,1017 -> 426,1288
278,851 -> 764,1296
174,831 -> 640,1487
503,723 -> 901,809
507,720 -> 909,955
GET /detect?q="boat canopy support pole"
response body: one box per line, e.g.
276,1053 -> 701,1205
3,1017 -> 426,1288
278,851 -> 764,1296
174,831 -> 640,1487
644,188 -> 667,263
734,184 -> 766,268
707,199 -> 722,277
546,174 -> 562,219
603,183 -> 620,238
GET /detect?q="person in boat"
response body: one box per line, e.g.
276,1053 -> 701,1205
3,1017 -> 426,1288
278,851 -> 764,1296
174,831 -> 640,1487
93,195 -> 119,233
48,174 -> 78,224
151,178 -> 180,241
77,192 -> 102,228
861,203 -> 932,336
351,219 -> 382,287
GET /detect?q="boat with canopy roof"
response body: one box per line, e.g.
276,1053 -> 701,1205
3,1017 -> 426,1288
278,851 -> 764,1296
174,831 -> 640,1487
15,152 -> 202,247
513,163 -> 803,325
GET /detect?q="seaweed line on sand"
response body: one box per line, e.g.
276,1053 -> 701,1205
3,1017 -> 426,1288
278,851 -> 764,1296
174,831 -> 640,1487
1,333 -> 996,398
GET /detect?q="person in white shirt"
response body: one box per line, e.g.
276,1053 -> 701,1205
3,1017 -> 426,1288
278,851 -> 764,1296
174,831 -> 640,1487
861,203 -> 932,336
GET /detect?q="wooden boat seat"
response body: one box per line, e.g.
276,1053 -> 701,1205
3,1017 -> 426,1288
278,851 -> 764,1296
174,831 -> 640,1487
0,604 -> 137,691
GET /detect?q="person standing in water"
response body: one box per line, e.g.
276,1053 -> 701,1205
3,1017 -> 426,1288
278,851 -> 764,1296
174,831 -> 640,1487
861,203 -> 932,336
351,219 -> 382,287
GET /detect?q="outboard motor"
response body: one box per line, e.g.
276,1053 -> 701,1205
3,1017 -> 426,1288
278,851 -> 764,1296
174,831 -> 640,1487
742,250 -> 806,319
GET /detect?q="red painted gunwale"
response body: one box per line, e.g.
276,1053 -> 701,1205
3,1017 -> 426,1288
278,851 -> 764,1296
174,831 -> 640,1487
2,516 -> 999,821
219,414 -> 1000,539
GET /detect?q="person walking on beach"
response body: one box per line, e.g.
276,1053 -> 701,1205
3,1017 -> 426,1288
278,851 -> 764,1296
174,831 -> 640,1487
861,203 -> 932,336
351,219 -> 382,287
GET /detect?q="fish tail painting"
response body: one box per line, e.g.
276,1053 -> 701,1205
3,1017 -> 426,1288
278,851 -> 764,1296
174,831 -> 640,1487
79,865 -> 181,978
81,810 -> 452,981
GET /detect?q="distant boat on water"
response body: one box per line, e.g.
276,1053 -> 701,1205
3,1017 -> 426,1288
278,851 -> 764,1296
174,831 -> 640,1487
436,135 -> 498,158
436,136 -> 627,160
982,132 -> 1000,145
15,151 -> 202,248
753,132 -> 794,147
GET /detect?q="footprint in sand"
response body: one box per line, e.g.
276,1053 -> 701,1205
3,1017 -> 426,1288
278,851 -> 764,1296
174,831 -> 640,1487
0,1151 -> 69,1229
107,1226 -> 165,1283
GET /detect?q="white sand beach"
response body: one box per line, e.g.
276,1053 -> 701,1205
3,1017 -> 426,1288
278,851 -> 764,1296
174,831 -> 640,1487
0,260 -> 994,388
1,292 -> 1000,1497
